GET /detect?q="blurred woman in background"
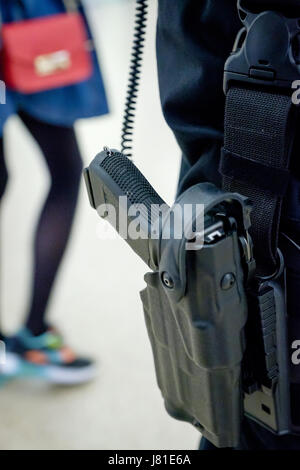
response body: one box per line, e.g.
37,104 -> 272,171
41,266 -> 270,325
0,0 -> 108,384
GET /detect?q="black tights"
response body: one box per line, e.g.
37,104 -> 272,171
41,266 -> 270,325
0,111 -> 83,336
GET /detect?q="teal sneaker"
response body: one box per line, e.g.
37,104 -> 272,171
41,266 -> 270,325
0,328 -> 97,385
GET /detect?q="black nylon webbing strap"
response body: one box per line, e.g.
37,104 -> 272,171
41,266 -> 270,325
221,86 -> 296,276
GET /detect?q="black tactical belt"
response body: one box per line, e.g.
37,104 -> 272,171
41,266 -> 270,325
221,0 -> 300,277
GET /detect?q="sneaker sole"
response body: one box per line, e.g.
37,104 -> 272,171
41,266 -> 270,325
47,364 -> 98,385
0,353 -> 97,385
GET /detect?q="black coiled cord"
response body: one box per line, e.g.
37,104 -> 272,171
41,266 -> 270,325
121,0 -> 149,158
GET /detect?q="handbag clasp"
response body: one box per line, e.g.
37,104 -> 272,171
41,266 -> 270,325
34,50 -> 71,76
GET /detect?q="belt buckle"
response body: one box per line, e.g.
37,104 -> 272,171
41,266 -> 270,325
224,0 -> 300,93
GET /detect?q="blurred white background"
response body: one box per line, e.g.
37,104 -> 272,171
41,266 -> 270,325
0,0 -> 199,450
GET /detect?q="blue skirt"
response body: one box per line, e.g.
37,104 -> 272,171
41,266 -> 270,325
0,0 -> 109,135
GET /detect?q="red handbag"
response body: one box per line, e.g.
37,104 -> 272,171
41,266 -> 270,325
1,10 -> 93,94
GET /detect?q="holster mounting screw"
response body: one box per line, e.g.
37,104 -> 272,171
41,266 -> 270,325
162,272 -> 174,289
221,273 -> 236,290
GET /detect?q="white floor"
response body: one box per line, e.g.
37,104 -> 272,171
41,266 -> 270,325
0,0 -> 199,450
